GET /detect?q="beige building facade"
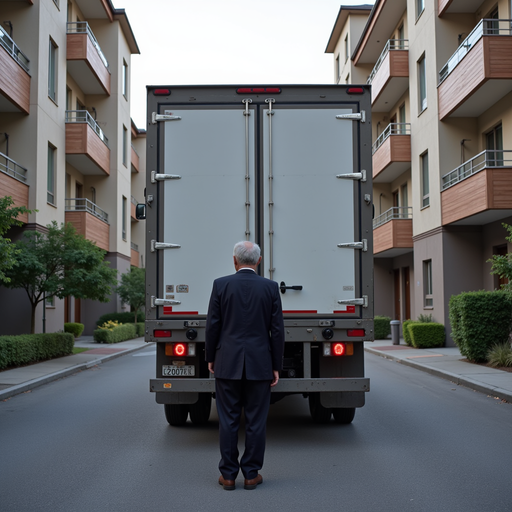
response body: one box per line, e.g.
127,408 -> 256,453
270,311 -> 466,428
327,0 -> 512,344
0,0 -> 146,335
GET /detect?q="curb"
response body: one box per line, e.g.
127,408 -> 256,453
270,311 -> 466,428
0,342 -> 153,401
364,346 -> 512,403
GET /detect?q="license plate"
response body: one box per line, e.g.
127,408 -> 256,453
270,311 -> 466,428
162,365 -> 195,377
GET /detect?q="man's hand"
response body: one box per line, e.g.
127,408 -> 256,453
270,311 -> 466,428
208,362 -> 214,374
270,370 -> 279,387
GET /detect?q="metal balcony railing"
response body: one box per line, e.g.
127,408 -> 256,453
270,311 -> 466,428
131,241 -> 139,252
0,25 -> 29,72
0,151 -> 28,183
366,39 -> 409,85
131,143 -> 139,156
66,21 -> 110,70
131,195 -> 139,205
65,110 -> 109,147
373,206 -> 412,229
441,149 -> 512,191
65,198 -> 109,223
439,19 -> 512,84
372,123 -> 411,154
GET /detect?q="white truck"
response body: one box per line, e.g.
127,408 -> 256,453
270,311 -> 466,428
139,85 -> 373,426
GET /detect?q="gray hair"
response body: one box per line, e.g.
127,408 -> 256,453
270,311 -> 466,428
233,241 -> 261,265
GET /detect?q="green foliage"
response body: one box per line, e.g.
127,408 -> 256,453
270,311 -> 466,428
0,196 -> 32,283
402,320 -> 416,346
98,320 -> 121,330
408,323 -> 445,348
96,311 -> 145,327
449,291 -> 512,363
487,342 -> 512,368
64,322 -> 84,338
0,333 -> 73,370
116,267 -> 145,324
93,322 -> 137,343
417,313 -> 434,323
488,224 -> 512,290
135,323 -> 145,337
3,221 -> 118,333
374,316 -> 391,339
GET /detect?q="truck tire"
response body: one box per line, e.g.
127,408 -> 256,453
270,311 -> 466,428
308,393 -> 332,424
189,393 -> 212,425
164,404 -> 189,426
332,407 -> 356,424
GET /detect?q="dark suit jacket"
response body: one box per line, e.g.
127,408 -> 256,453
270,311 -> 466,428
205,269 -> 285,380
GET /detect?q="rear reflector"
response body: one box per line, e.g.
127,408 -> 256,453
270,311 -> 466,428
347,87 -> 364,94
236,87 -> 282,94
165,342 -> 196,357
347,329 -> 365,337
154,330 -> 171,338
322,342 -> 354,357
153,88 -> 170,95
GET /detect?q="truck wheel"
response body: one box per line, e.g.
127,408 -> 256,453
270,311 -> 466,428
164,404 -> 189,426
189,393 -> 212,425
308,393 -> 332,424
332,407 -> 356,424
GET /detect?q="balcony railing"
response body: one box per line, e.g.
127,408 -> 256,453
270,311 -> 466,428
366,39 -> 409,85
65,110 -> 109,147
131,241 -> 139,252
373,207 -> 412,229
372,123 -> 411,154
131,143 -> 139,157
0,25 -> 29,72
66,21 -> 109,70
0,151 -> 28,183
441,150 -> 512,190
439,19 -> 512,84
65,198 -> 109,223
131,195 -> 138,205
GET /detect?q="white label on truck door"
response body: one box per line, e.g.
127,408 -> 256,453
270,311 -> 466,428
161,108 -> 256,315
262,107 -> 357,315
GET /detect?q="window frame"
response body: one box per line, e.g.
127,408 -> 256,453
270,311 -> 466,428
418,54 -> 427,113
423,259 -> 433,308
122,195 -> 127,241
122,60 -> 128,99
421,151 -> 430,208
122,125 -> 128,167
47,143 -> 56,205
48,38 -> 58,102
416,0 -> 425,20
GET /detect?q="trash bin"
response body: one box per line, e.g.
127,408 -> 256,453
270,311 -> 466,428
390,320 -> 401,345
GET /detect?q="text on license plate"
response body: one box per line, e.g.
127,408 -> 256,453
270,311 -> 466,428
162,365 -> 195,377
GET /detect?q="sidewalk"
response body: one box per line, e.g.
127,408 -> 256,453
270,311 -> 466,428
0,336 -> 151,401
365,339 -> 512,403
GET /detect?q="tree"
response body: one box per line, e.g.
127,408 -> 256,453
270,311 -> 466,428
488,223 -> 512,291
3,221 -> 118,333
116,266 -> 145,324
0,196 -> 31,283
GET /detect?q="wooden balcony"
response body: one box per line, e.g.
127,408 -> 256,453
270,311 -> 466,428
367,41 -> 409,112
439,0 -> 483,17
66,111 -> 110,175
131,144 -> 139,173
130,243 -> 139,267
441,150 -> 512,225
66,23 -> 110,95
372,124 -> 411,183
130,197 -> 138,221
65,198 -> 109,251
0,28 -> 30,114
438,20 -> 512,119
0,153 -> 29,223
373,207 -> 413,258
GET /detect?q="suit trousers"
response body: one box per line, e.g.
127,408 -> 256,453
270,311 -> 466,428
215,374 -> 272,480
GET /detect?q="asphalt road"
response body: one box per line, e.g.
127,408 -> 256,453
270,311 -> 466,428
1,345 -> 511,512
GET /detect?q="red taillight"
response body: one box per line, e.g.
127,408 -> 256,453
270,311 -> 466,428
165,342 -> 196,357
153,88 -> 170,95
323,342 -> 354,356
347,87 -> 364,94
174,343 -> 186,356
236,87 -> 282,94
347,329 -> 365,337
154,329 -> 171,338
332,343 -> 346,356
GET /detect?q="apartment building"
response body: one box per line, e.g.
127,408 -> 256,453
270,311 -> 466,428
0,0 -> 146,335
327,0 -> 512,344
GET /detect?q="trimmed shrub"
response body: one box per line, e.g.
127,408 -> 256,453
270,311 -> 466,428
96,311 -> 144,327
449,291 -> 512,363
0,333 -> 74,370
93,323 -> 137,343
135,323 -> 145,337
402,320 -> 416,347
374,316 -> 391,339
64,322 -> 84,338
409,323 -> 445,348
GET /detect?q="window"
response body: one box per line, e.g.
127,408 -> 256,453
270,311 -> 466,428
336,55 -> 340,82
122,196 -> 127,240
66,87 -> 72,111
345,73 -> 350,84
46,295 -> 55,308
344,34 -> 349,62
423,260 -> 433,307
401,183 -> 408,209
123,125 -> 128,167
399,103 -> 406,133
416,0 -> 425,19
486,124 -> 503,166
122,60 -> 128,99
421,151 -> 429,208
48,39 -> 58,102
47,144 -> 56,204
418,54 -> 427,113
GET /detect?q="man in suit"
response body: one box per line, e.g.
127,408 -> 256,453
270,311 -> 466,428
205,241 -> 285,491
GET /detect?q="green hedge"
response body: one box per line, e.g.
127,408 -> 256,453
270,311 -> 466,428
402,320 -> 416,347
374,316 -> 391,339
408,323 -> 445,348
449,291 -> 512,363
96,311 -> 144,327
64,322 -> 84,338
135,323 -> 145,337
0,333 -> 74,370
93,323 -> 137,343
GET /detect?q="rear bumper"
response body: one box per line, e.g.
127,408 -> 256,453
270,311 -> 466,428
150,377 -> 370,393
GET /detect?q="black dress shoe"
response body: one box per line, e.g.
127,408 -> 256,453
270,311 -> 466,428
218,475 -> 236,490
244,474 -> 263,490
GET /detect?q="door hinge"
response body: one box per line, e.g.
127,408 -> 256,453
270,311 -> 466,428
150,240 -> 181,252
336,111 -> 366,123
151,171 -> 182,183
337,296 -> 368,308
336,170 -> 367,182
151,296 -> 181,308
151,113 -> 182,124
337,239 -> 368,252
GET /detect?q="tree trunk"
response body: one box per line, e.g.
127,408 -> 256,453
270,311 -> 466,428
30,303 -> 36,334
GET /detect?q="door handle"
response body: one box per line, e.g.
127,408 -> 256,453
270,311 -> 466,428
280,281 -> 303,294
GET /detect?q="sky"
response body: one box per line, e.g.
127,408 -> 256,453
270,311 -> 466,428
114,0 -> 374,128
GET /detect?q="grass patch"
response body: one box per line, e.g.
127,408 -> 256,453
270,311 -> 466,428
73,347 -> 90,355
